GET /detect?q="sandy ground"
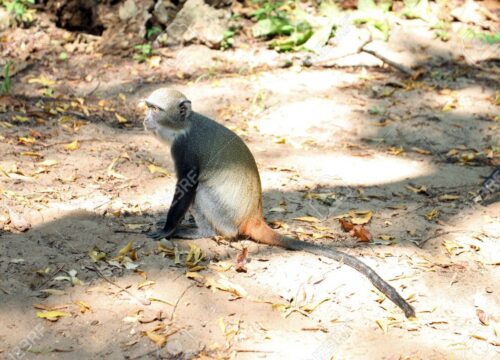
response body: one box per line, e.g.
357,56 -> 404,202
1,14 -> 499,360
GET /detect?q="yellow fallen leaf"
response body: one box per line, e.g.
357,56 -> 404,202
38,159 -> 58,167
39,289 -> 66,296
20,151 -> 42,158
118,241 -> 133,256
115,113 -> 128,124
376,319 -> 388,334
148,297 -> 174,306
348,210 -> 373,225
406,185 -> 428,194
439,194 -> 460,201
387,146 -> 404,155
74,301 -> 91,313
107,157 -> 127,180
144,331 -> 168,348
425,208 -> 439,221
89,247 -> 106,262
185,244 -> 204,268
137,280 -> 156,290
379,235 -> 394,241
63,140 -> 80,151
412,147 -> 432,155
13,115 -> 30,122
293,216 -> 320,223
206,274 -> 247,297
18,136 -> 36,145
147,164 -> 169,176
28,75 -> 55,87
36,311 -> 71,321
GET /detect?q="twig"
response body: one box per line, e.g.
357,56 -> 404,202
0,285 -> 10,294
34,264 -> 65,290
418,229 -> 470,248
362,48 -> 413,76
170,284 -> 195,321
85,265 -> 151,306
40,138 -> 122,148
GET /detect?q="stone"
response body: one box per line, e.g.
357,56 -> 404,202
162,0 -> 230,49
0,8 -> 12,32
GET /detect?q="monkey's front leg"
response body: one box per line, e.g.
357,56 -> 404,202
147,169 -> 199,240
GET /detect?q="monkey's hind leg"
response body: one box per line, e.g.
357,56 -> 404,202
172,205 -> 216,239
194,187 -> 239,238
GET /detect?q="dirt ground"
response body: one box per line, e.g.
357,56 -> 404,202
1,9 -> 499,360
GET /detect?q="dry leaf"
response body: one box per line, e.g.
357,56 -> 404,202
20,151 -> 42,158
137,280 -> 156,290
118,241 -> 133,256
350,225 -> 372,242
376,319 -> 388,334
89,247 -> 106,262
107,157 -> 127,180
147,164 -> 169,176
28,75 -> 56,87
294,216 -> 320,223
412,147 -> 432,155
185,244 -> 204,268
439,194 -> 460,201
36,311 -> 71,322
405,184 -> 428,194
425,208 -> 439,221
38,159 -> 58,167
348,210 -> 373,225
339,218 -> 354,232
63,140 -> 80,151
476,309 -> 489,326
74,301 -> 92,313
115,113 -> 128,124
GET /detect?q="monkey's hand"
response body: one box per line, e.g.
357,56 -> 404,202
145,227 -> 176,240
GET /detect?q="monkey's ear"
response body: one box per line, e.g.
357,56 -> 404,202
178,100 -> 192,120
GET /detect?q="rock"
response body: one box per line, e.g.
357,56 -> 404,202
0,8 -> 12,32
119,0 -> 139,21
153,0 -> 170,25
162,0 -> 230,49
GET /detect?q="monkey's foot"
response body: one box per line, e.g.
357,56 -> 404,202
173,227 -> 215,239
145,229 -> 173,240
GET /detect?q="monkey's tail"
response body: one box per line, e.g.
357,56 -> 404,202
241,219 -> 415,318
281,236 -> 415,319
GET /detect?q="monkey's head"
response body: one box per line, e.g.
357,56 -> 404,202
143,88 -> 192,132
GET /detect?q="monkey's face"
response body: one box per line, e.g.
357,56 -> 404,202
143,105 -> 161,132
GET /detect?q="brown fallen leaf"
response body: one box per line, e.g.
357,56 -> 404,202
476,309 -> 489,326
339,218 -> 354,232
235,248 -> 248,273
350,225 -> 372,242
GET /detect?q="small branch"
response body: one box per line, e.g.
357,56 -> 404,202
170,284 -> 195,321
85,265 -> 151,306
362,48 -> 413,76
34,264 -> 65,290
0,284 -> 10,294
417,229 -> 470,248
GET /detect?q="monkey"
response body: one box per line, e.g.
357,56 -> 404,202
142,88 -> 415,318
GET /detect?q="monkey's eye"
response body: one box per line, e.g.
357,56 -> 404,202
150,106 -> 159,114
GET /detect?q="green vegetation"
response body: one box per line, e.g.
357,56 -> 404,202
1,0 -> 35,23
133,43 -> 153,62
0,62 -> 12,95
